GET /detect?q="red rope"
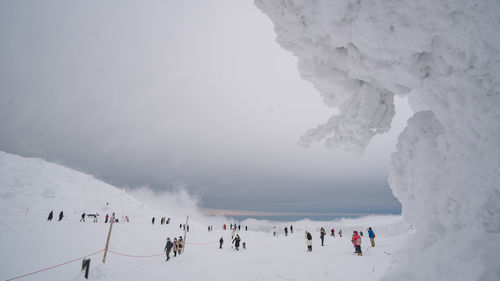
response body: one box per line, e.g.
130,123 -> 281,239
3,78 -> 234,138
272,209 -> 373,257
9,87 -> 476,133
6,249 -> 104,281
107,249 -> 164,258
6,241 -> 218,280
185,241 -> 218,245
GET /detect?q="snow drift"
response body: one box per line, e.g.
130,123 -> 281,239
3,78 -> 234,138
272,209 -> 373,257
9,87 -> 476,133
0,150 -> 209,230
254,0 -> 500,280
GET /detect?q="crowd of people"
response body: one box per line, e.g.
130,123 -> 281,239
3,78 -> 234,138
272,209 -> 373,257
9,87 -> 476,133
222,223 -> 248,231
303,227 -> 375,255
164,236 -> 184,261
47,210 -> 377,259
268,224 -> 375,255
47,210 -> 131,223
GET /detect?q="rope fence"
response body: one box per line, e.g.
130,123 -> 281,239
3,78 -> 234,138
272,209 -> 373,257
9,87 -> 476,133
4,240 -> 220,280
185,241 -> 218,246
5,249 -> 104,281
107,249 -> 164,258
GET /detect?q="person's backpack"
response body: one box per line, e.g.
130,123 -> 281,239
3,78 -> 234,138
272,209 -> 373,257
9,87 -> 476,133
307,232 -> 312,240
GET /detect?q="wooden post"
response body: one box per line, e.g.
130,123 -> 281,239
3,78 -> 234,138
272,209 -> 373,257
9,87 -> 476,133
182,215 -> 189,253
102,212 -> 115,263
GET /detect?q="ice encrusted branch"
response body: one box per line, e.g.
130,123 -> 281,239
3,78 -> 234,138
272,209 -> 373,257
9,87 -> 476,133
299,80 -> 394,153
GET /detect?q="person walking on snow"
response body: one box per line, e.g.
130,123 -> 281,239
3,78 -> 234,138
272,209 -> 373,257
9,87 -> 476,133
152,217 -> 155,225
47,211 -> 53,221
368,227 -> 376,247
58,211 -> 64,221
272,226 -> 277,237
105,214 -> 109,223
164,237 -> 174,261
305,231 -> 313,252
351,231 -> 356,252
320,227 -> 326,246
290,225 -> 293,233
219,237 -> 224,249
232,234 -> 241,251
80,213 -> 86,222
331,228 -> 335,237
284,227 -> 288,236
177,236 -> 183,255
352,231 -> 362,256
339,229 -> 342,237
173,238 -> 178,257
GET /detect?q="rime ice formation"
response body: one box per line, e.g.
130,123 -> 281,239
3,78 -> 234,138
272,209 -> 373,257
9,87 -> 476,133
255,0 -> 500,280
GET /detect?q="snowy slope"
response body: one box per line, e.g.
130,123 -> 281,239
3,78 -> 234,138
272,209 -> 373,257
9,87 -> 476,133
0,151 -> 411,281
254,0 -> 500,280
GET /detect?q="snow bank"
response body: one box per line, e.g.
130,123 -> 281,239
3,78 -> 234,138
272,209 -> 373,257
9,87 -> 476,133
254,0 -> 500,280
0,150 -> 207,229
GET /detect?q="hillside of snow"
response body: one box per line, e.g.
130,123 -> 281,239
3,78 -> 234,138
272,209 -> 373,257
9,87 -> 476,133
254,0 -> 500,280
0,151 -> 411,280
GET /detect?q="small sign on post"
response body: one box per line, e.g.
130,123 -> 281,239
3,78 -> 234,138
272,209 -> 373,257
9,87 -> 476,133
81,258 -> 91,279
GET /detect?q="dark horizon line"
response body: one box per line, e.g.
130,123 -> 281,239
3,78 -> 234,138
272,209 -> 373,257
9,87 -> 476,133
202,208 -> 401,217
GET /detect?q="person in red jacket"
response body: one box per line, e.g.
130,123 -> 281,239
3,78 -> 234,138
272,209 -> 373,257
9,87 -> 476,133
352,231 -> 362,256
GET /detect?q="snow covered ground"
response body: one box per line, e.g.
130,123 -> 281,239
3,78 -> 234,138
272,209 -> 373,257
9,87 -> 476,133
0,151 -> 412,281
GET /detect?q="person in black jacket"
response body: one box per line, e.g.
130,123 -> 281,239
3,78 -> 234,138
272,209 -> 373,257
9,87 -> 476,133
58,211 -> 64,221
320,227 -> 326,246
219,237 -> 224,249
164,237 -> 174,261
47,211 -> 53,221
232,234 -> 241,251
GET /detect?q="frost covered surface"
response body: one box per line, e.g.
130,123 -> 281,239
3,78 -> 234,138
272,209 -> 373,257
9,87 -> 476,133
0,151 -> 410,280
255,0 -> 500,280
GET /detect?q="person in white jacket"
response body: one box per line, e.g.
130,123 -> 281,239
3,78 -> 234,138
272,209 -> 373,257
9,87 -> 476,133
305,231 -> 313,252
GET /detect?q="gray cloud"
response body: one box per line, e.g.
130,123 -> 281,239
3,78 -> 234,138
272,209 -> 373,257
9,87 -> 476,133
0,0 -> 410,214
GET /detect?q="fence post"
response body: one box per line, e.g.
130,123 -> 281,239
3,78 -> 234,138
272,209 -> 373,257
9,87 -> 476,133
182,215 -> 189,253
102,212 -> 115,263
81,258 -> 91,279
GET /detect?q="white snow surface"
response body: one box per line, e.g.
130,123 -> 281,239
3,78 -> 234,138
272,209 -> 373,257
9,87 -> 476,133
0,151 -> 411,281
254,1 -> 500,280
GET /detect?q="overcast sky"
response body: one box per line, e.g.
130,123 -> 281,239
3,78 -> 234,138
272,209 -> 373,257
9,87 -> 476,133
0,1 -> 411,214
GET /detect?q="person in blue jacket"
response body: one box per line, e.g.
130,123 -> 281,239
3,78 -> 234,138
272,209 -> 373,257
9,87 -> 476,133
368,227 -> 376,247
